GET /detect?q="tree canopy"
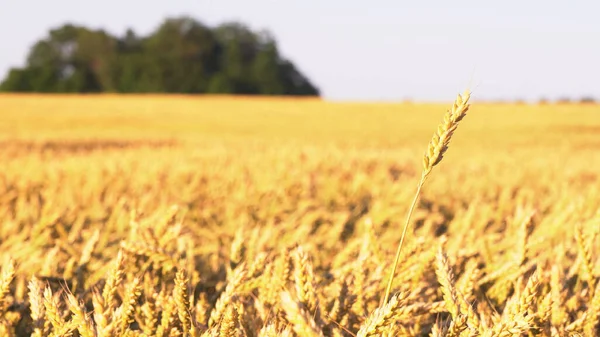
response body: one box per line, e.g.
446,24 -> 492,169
0,17 -> 320,96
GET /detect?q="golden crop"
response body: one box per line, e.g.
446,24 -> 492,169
0,94 -> 598,336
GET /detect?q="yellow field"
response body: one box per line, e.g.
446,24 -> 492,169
0,94 -> 598,336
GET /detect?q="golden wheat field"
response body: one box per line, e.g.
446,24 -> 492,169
0,93 -> 598,337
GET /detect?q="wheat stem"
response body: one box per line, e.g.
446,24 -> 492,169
382,174 -> 426,305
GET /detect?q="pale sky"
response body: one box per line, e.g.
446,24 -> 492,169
1,0 -> 599,101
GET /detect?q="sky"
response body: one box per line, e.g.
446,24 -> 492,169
1,0 -> 599,102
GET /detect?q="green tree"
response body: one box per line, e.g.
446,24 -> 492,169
1,17 -> 320,96
252,34 -> 284,95
142,17 -> 220,93
2,24 -> 114,92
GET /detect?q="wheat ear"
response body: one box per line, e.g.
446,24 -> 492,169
0,259 -> 15,315
382,90 -> 471,305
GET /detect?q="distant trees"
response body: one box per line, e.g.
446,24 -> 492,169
0,17 -> 320,96
579,96 -> 596,104
555,96 -> 597,105
539,96 -> 596,105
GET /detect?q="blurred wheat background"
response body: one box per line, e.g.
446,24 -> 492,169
0,94 -> 598,336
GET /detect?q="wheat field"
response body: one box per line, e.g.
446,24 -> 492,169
0,94 -> 598,336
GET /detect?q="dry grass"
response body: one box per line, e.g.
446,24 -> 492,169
0,93 -> 598,336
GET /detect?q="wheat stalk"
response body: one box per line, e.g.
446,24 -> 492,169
382,90 -> 471,305
0,259 -> 15,315
174,269 -> 193,335
281,290 -> 325,337
357,291 -> 409,337
28,277 -> 45,337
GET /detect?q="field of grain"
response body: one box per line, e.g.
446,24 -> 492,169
0,94 -> 598,336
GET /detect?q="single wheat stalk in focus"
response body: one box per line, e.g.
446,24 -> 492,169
382,90 -> 471,305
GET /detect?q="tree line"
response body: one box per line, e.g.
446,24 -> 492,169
0,17 -> 320,96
